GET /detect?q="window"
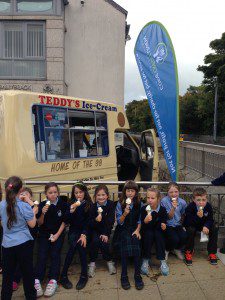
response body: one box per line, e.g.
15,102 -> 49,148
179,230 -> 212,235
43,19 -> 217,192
0,1 -> 11,13
17,0 -> 53,13
0,0 -> 62,15
0,21 -> 45,79
32,105 -> 109,162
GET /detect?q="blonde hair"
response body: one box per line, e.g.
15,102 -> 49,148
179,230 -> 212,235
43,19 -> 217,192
146,187 -> 161,200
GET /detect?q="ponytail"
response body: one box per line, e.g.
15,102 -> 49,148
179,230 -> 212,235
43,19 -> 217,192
5,176 -> 23,229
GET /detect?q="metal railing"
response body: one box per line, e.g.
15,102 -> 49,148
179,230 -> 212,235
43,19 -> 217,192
180,141 -> 225,178
25,180 -> 225,228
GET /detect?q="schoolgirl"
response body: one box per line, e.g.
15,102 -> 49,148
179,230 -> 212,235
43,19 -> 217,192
115,180 -> 144,290
0,176 -> 37,300
88,184 -> 116,277
34,182 -> 68,298
140,188 -> 169,276
161,182 -> 187,260
60,182 -> 93,290
13,187 -> 39,291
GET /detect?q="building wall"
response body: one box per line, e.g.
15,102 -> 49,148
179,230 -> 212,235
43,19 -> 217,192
0,0 -> 127,106
65,0 -> 126,106
0,14 -> 66,95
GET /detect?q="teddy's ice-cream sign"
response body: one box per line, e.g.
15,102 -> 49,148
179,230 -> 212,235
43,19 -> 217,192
38,95 -> 117,112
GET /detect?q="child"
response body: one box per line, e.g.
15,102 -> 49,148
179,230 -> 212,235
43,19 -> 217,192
13,187 -> 38,291
141,188 -> 169,276
184,187 -> 218,266
34,182 -> 68,298
60,182 -> 93,290
88,184 -> 116,277
0,176 -> 37,300
161,182 -> 187,260
115,180 -> 144,290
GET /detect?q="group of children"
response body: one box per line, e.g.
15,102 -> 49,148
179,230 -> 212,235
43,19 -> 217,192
0,177 -> 219,299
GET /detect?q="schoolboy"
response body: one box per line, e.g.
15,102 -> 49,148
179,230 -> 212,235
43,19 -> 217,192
184,187 -> 218,266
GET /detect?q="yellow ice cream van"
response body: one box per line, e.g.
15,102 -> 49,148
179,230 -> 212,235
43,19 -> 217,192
0,91 -> 159,195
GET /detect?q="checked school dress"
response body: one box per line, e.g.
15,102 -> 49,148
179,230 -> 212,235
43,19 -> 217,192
114,202 -> 142,257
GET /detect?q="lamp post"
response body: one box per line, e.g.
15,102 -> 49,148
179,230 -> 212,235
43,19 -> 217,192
213,76 -> 218,143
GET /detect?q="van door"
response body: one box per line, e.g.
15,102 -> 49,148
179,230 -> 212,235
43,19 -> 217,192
139,129 -> 159,182
115,130 -> 140,181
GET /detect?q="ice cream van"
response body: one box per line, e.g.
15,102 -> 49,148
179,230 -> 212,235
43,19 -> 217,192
0,91 -> 159,195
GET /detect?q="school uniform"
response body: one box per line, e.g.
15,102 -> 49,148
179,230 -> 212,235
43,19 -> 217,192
35,197 -> 68,282
115,201 -> 142,278
61,200 -> 92,278
0,198 -> 36,300
161,196 -> 187,251
141,204 -> 167,260
184,202 -> 218,254
89,200 -> 115,262
14,210 -> 38,284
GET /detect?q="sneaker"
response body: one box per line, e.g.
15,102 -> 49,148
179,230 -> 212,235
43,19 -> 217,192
165,250 -> 169,261
209,253 -> 218,265
107,261 -> 116,275
44,279 -> 58,297
121,276 -> 131,290
60,276 -> 73,289
34,279 -> 43,298
88,263 -> 96,278
174,249 -> 184,260
140,259 -> 149,276
12,281 -> 18,291
185,250 -> 193,266
76,276 -> 88,290
160,260 -> 169,276
134,275 -> 144,290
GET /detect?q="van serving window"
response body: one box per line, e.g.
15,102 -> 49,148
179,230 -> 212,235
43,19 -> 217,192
32,105 -> 109,162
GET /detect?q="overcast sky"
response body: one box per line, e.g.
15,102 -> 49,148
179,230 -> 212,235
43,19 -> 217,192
115,0 -> 225,104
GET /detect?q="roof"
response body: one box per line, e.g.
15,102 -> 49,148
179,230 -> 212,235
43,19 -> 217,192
104,0 -> 128,17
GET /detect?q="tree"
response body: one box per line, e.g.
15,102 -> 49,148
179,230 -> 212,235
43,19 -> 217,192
180,86 -> 214,134
125,99 -> 155,132
197,32 -> 225,135
198,33 -> 225,91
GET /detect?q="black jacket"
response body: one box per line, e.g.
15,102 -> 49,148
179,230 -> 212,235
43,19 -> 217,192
89,200 -> 115,237
184,201 -> 214,229
64,199 -> 92,236
211,172 -> 225,186
37,197 -> 68,236
141,205 -> 167,231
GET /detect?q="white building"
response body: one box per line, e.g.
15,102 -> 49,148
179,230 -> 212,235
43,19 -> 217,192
0,0 -> 129,105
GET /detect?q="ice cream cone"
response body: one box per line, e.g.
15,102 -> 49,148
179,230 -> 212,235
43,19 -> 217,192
146,205 -> 152,215
97,207 -> 103,215
76,200 -> 81,206
126,198 -> 131,209
34,200 -> 39,207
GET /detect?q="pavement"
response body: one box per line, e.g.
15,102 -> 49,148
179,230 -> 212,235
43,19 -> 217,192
9,251 -> 225,300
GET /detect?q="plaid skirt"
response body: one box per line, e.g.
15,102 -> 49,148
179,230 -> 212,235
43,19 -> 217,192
113,225 -> 141,257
